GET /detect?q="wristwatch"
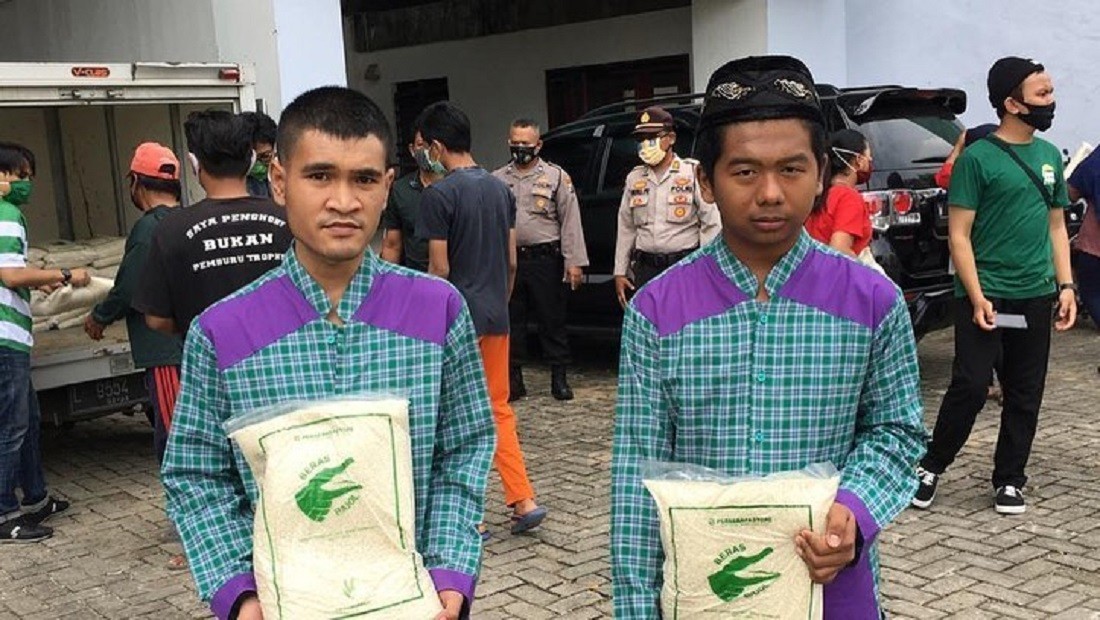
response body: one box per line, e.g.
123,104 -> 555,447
1058,282 -> 1078,292
60,268 -> 72,284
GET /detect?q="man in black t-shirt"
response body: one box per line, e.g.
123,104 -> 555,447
416,101 -> 548,537
134,110 -> 292,335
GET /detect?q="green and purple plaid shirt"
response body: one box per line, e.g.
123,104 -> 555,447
611,232 -> 926,619
162,248 -> 495,620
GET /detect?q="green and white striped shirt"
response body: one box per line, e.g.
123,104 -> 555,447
0,199 -> 32,353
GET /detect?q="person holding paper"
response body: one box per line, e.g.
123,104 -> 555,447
914,57 -> 1077,515
610,55 -> 926,619
161,87 -> 495,620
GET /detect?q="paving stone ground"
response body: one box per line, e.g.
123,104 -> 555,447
1,325 -> 1097,619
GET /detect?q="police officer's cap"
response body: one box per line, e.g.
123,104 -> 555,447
632,106 -> 675,137
700,55 -> 824,128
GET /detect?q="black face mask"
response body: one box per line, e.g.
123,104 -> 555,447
1017,101 -> 1055,132
510,145 -> 537,165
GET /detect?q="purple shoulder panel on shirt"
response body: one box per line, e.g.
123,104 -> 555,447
199,275 -> 318,371
353,271 -> 462,346
778,248 -> 897,331
632,255 -> 750,337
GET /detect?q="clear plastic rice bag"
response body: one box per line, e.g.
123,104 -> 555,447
224,395 -> 442,620
643,462 -> 840,620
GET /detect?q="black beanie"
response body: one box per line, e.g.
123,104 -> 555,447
987,56 -> 1045,111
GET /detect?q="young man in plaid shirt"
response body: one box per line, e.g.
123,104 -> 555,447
161,88 -> 495,620
610,56 -> 927,618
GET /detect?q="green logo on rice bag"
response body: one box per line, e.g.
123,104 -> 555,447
707,546 -> 780,602
295,457 -> 363,522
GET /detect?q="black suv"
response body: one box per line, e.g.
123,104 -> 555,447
540,86 -> 1083,340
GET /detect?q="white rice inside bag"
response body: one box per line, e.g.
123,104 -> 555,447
644,463 -> 839,620
227,397 -> 442,620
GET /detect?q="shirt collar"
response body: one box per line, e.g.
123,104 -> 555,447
283,243 -> 377,322
646,154 -> 682,184
507,160 -> 543,179
711,230 -> 813,299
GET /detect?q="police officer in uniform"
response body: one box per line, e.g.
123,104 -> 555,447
613,106 -> 720,308
493,118 -> 589,401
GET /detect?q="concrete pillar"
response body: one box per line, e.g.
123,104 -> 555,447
691,0 -> 767,92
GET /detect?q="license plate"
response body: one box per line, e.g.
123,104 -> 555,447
69,373 -> 147,414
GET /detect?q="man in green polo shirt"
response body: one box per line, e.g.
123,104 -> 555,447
0,141 -> 90,542
380,131 -> 442,272
914,57 -> 1077,515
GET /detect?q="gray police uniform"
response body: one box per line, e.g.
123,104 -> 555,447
613,155 -> 720,287
493,159 -> 588,367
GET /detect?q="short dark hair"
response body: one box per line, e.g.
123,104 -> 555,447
695,118 -> 827,182
131,172 -> 182,201
277,86 -> 392,163
827,129 -> 868,177
240,111 -> 278,147
0,141 -> 30,177
511,118 -> 541,134
184,110 -> 253,178
416,101 -> 472,153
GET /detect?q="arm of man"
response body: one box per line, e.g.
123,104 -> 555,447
0,266 -> 87,289
418,187 -> 452,280
946,151 -> 994,329
91,230 -> 147,327
613,189 -> 638,308
556,171 -> 590,279
132,227 -> 180,332
379,193 -> 404,264
422,298 -> 496,618
380,229 -> 404,265
507,228 -> 517,299
801,297 -> 926,599
162,325 -> 258,620
611,305 -> 673,619
1051,157 -> 1076,331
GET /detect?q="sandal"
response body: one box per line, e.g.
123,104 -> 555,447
510,506 -> 548,534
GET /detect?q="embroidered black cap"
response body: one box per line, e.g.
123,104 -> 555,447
699,55 -> 824,128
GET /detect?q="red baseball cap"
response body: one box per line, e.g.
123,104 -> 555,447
129,142 -> 180,180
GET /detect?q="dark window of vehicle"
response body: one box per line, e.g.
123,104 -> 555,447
539,128 -> 600,196
851,102 -> 963,188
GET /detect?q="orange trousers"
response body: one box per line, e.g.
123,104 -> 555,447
478,335 -> 535,506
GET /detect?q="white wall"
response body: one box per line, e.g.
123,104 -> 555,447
846,0 -> 1100,151
346,7 -> 693,167
766,0 -> 847,85
272,0 -> 348,107
0,0 -> 219,63
211,0 -> 281,111
691,0 -> 768,92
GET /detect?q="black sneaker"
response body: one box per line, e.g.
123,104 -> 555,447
911,467 -> 939,509
995,486 -> 1026,515
0,517 -> 53,543
21,496 -> 70,526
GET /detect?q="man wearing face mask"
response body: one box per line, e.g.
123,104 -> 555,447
613,106 -> 720,308
492,118 -> 588,401
380,131 -> 442,272
133,110 -> 292,337
241,112 -> 277,199
0,142 -> 88,543
914,57 -> 1076,516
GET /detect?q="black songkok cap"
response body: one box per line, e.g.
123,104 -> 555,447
700,55 -> 824,128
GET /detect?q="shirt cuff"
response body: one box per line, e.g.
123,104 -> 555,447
835,488 -> 880,554
430,568 -> 476,615
210,572 -> 257,620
